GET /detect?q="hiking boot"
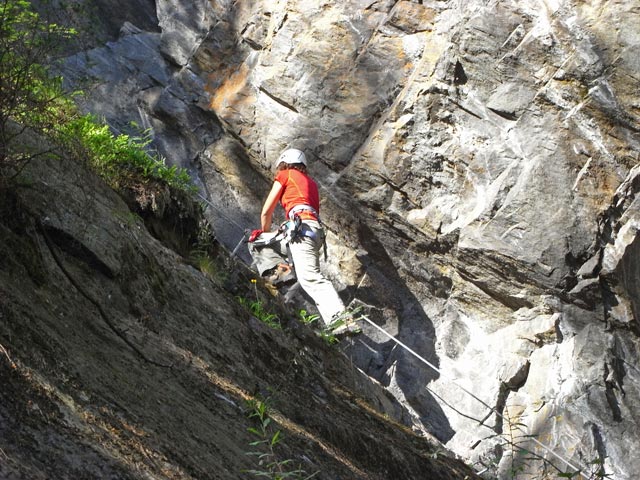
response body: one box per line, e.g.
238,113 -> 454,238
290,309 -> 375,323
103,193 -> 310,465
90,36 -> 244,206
263,263 -> 295,285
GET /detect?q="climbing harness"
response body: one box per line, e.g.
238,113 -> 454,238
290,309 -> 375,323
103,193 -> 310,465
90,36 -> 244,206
280,216 -> 303,243
197,189 -> 326,261
247,217 -> 303,248
288,204 -> 320,222
250,215 -> 325,258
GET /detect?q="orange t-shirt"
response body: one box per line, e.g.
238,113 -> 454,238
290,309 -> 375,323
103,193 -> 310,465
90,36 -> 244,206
275,169 -> 320,220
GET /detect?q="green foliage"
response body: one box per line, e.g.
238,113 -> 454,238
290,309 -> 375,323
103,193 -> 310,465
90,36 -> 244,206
56,115 -> 194,191
0,0 -> 76,183
237,278 -> 282,329
298,308 -> 341,345
297,309 -> 319,326
317,328 -> 338,346
243,397 -> 318,480
190,248 -> 220,280
318,306 -> 364,345
113,210 -> 143,228
555,457 -> 612,480
0,0 -> 76,122
238,295 -> 282,330
0,1 -> 194,194
188,220 -> 224,282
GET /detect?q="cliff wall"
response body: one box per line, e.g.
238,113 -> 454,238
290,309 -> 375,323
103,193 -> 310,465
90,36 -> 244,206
48,0 -> 640,478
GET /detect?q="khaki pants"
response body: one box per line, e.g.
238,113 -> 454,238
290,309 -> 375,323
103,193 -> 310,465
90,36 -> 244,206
248,221 -> 344,325
289,221 -> 345,325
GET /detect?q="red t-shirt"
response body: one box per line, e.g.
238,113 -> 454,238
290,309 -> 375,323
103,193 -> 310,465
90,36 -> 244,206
275,169 -> 320,220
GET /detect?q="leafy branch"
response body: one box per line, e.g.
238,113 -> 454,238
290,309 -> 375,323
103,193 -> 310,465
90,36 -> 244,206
243,397 -> 318,480
0,0 -> 195,194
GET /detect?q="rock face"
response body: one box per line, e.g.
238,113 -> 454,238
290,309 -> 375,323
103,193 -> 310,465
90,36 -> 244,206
51,0 -> 640,478
0,146 -> 477,479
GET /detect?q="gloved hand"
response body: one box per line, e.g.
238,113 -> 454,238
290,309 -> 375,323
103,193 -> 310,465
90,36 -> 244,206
248,229 -> 263,242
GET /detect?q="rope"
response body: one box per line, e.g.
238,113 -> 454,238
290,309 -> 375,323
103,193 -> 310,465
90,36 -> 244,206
357,313 -> 589,478
196,192 -> 251,258
196,189 -> 589,476
196,192 -> 247,233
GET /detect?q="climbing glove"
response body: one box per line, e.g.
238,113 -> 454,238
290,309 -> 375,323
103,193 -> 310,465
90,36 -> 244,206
248,229 -> 263,242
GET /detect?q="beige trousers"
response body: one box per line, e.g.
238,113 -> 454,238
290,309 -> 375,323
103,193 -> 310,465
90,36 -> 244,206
289,221 -> 345,325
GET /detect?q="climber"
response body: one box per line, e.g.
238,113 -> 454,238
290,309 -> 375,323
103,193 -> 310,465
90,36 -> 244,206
247,148 -> 361,336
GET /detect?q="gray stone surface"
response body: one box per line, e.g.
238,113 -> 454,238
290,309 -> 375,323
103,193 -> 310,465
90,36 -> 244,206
1,152 -> 477,480
55,0 -> 640,478
60,21 -> 222,176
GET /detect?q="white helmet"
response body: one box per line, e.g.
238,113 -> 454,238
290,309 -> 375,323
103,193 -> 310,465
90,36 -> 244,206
275,148 -> 307,168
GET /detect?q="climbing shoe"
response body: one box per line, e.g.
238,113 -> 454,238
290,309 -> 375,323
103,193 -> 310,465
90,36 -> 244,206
263,263 -> 295,285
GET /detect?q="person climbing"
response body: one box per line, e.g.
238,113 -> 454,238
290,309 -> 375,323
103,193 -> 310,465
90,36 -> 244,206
248,148 -> 361,336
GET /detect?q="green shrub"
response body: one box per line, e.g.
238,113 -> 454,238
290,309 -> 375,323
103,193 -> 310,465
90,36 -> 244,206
56,115 -> 194,191
297,309 -> 319,325
238,295 -> 282,330
0,1 -> 194,194
0,0 -> 76,184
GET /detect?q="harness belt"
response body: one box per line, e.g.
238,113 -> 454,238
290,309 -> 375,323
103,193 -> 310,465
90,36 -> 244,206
250,217 -> 313,246
288,204 -> 320,223
287,206 -> 327,260
252,204 -> 327,259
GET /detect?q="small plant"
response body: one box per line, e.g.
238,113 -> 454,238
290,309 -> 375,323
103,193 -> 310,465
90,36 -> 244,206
238,295 -> 282,329
243,397 -> 318,480
557,457 -> 612,480
190,248 -> 221,281
113,210 -> 143,228
298,309 -> 339,344
318,306 -> 364,346
236,278 -> 282,330
503,409 -> 531,478
493,406 -> 613,480
56,115 -> 194,192
297,309 -> 319,325
237,280 -> 282,329
188,219 -> 225,282
428,447 -> 448,461
318,327 -> 339,346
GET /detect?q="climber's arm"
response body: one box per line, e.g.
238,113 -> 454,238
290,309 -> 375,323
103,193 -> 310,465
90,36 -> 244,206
260,181 -> 283,232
